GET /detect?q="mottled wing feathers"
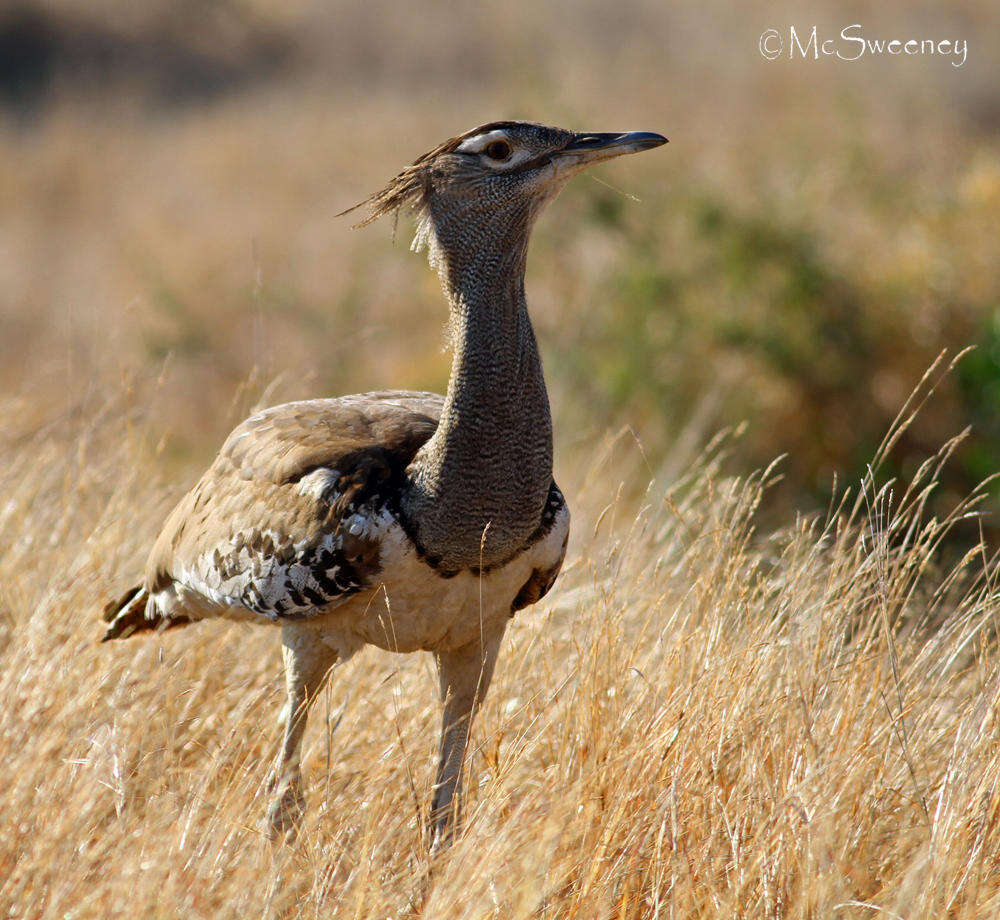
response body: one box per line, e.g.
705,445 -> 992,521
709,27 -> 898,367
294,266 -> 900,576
145,391 -> 443,621
221,391 -> 440,485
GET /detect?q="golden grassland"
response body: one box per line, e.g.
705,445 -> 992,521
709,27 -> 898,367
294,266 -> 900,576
2,361 -> 999,918
2,1 -> 1000,916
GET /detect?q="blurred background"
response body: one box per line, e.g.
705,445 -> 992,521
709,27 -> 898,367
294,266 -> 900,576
2,0 -> 999,536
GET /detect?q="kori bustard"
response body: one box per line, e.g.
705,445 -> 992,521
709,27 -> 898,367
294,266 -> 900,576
103,121 -> 667,847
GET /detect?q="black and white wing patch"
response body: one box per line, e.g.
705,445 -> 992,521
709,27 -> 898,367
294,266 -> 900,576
172,474 -> 393,620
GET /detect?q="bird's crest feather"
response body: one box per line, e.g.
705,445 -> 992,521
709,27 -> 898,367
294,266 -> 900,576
337,121 -> 535,228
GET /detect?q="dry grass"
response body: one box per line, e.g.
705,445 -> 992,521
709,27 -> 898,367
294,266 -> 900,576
2,358 -> 999,919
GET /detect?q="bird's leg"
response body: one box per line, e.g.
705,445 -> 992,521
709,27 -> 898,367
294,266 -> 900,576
429,624 -> 505,854
266,624 -> 339,840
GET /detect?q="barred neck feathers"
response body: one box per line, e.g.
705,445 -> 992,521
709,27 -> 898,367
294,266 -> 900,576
402,193 -> 553,571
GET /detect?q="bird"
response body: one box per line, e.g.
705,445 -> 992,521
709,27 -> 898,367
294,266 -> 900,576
101,120 -> 667,849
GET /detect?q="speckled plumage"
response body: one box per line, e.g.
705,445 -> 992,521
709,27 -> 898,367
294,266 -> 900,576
102,120 -> 666,849
146,391 -> 443,621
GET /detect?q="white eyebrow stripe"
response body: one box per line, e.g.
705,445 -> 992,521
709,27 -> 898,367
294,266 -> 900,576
456,130 -> 510,154
455,130 -> 537,170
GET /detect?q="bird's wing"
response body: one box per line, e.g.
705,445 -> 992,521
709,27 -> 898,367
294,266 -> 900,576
145,391 -> 443,620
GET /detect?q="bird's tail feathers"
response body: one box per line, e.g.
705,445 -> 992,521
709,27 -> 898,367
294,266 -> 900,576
101,585 -> 189,642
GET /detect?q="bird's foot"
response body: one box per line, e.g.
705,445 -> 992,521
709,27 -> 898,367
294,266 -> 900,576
428,832 -> 447,860
264,779 -> 305,842
427,815 -> 458,859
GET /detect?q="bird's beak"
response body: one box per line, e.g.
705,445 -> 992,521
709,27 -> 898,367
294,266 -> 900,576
556,131 -> 668,168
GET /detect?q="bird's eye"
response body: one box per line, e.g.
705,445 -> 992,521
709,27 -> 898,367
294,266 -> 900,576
484,140 -> 512,161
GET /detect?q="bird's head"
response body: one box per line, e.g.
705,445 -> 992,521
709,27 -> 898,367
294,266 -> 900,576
342,121 -> 667,271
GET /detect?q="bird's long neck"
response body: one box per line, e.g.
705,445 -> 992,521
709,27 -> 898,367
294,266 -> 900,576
404,204 -> 553,571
